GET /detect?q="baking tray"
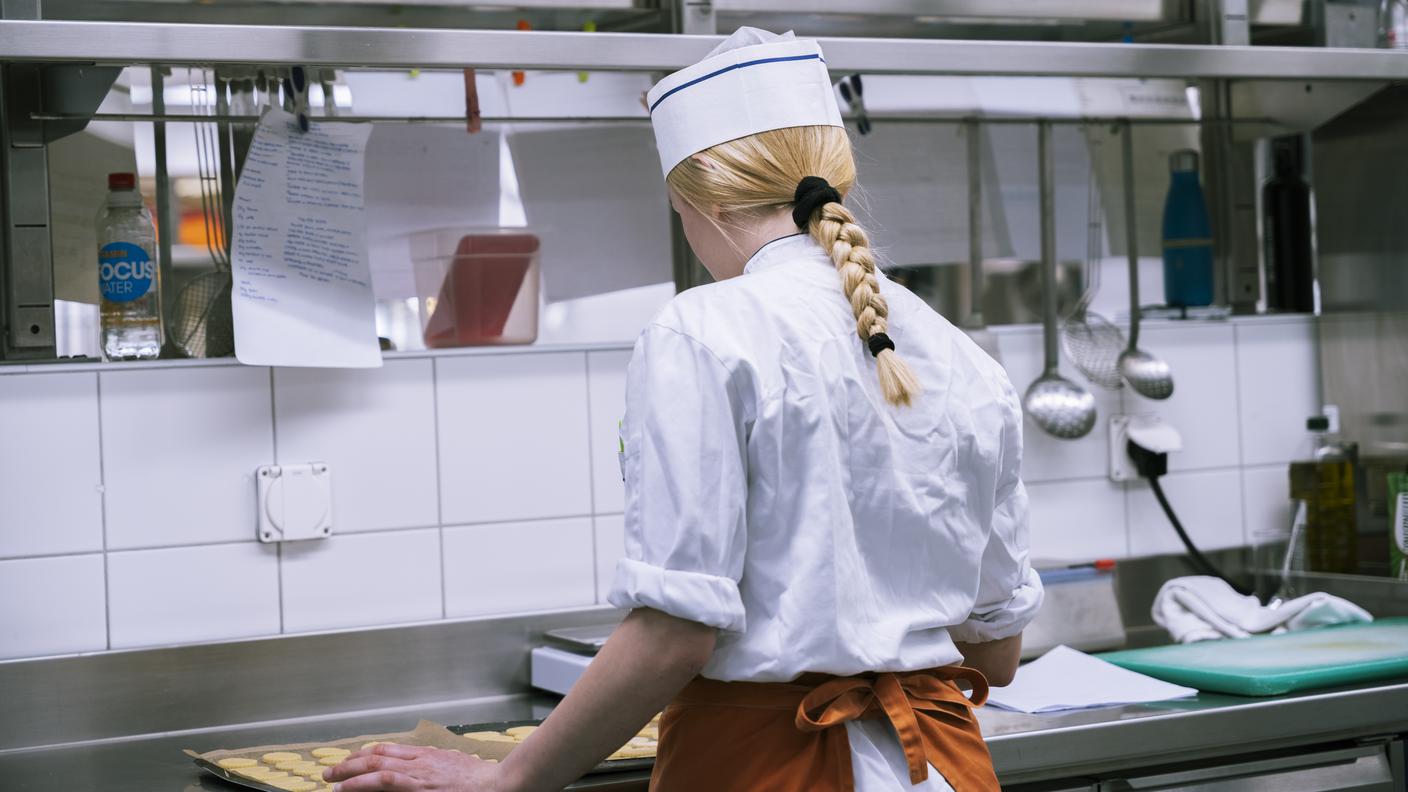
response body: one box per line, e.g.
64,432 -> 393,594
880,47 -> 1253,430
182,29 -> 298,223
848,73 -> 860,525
188,754 -> 313,792
448,719 -> 656,775
187,718 -> 655,791
186,721 -> 489,791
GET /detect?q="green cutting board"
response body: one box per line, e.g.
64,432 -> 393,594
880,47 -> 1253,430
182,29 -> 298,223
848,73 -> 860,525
1099,618 -> 1408,696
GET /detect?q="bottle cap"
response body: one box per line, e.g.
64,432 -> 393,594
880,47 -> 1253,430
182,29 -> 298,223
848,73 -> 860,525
108,172 -> 136,190
1307,415 -> 1331,432
1169,150 -> 1199,173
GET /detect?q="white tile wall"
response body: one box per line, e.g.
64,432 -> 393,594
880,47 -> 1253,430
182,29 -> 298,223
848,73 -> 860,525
107,542 -> 280,649
587,351 -> 630,514
274,360 -> 439,534
593,513 -> 626,604
0,372 -> 103,558
0,554 -> 107,659
0,313 -> 1325,661
1236,318 -> 1321,467
1124,322 -> 1241,473
995,328 -> 1122,483
1127,468 -> 1246,556
443,518 -> 596,618
436,353 -> 592,525
1242,464 -> 1294,544
1026,479 -> 1128,563
101,366 -> 274,549
281,528 -> 443,633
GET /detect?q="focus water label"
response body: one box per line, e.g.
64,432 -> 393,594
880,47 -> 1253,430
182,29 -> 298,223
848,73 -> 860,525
99,242 -> 155,303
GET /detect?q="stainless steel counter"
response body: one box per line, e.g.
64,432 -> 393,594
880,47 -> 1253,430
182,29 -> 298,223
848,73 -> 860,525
4,676 -> 1406,790
981,677 -> 1408,785
4,596 -> 1405,791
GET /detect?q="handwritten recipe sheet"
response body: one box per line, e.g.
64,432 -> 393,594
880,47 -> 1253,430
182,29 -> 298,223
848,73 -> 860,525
232,108 -> 381,368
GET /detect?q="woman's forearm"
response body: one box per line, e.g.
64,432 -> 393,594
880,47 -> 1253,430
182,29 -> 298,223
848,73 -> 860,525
499,608 -> 716,792
953,633 -> 1023,687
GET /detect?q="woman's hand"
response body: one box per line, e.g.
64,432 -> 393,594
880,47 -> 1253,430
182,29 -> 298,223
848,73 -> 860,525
323,743 -> 516,792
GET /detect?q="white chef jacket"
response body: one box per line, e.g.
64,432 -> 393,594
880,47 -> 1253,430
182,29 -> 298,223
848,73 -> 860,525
608,233 -> 1042,790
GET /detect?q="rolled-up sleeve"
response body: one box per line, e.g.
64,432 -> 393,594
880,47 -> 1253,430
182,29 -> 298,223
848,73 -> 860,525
607,323 -> 749,633
949,382 -> 1045,644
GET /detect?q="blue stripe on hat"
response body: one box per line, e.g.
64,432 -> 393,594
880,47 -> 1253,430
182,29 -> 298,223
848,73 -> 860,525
649,53 -> 826,114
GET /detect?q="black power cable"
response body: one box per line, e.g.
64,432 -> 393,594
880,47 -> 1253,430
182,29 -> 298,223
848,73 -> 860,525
1147,476 -> 1255,596
1128,438 -> 1254,596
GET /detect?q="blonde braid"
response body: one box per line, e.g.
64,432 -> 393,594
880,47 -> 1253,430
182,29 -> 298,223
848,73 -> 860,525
810,202 -> 921,407
664,125 -> 920,406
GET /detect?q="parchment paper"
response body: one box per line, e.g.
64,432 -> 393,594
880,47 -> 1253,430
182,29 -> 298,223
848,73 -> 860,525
186,720 -> 515,791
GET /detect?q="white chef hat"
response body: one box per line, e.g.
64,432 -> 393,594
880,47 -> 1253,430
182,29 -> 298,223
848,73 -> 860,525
647,27 -> 844,179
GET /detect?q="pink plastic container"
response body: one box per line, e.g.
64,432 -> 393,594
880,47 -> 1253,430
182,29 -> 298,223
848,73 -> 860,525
410,229 -> 540,348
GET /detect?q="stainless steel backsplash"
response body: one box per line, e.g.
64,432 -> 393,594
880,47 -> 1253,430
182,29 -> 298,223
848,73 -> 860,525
0,606 -> 622,752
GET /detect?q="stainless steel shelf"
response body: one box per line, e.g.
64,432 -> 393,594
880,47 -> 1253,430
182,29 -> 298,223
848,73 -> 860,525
3,20 -> 1407,80
29,112 -> 1259,125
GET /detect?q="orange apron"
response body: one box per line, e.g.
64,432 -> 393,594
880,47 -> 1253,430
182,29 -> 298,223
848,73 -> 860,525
650,666 -> 1000,792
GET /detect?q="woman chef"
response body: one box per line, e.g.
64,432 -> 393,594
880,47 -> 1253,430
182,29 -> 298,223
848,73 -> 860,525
327,27 -> 1042,792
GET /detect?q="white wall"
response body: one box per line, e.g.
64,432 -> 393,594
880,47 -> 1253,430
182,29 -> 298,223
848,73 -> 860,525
1001,315 -> 1320,564
0,314 -> 1318,662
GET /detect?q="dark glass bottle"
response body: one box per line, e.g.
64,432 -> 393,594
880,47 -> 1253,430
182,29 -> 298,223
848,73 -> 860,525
1262,138 -> 1316,313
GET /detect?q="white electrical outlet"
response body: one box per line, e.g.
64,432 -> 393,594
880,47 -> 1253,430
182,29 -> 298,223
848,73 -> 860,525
256,463 -> 333,543
1109,415 -> 1183,482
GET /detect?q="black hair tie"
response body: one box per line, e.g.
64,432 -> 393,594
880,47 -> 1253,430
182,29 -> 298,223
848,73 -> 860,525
792,176 -> 842,229
867,332 -> 895,358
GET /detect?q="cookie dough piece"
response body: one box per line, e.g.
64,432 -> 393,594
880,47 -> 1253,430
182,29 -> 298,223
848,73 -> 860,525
319,755 -> 352,766
608,746 -> 657,760
273,759 -> 316,771
216,757 -> 259,769
311,747 -> 351,759
270,780 -> 318,792
262,751 -> 304,763
360,741 -> 383,750
465,732 -> 517,743
504,726 -> 537,738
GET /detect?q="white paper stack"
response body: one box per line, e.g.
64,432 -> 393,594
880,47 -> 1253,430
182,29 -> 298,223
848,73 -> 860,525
986,645 -> 1198,714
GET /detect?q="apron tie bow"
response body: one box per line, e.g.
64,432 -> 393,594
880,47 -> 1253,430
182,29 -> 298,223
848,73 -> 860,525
795,667 -> 990,785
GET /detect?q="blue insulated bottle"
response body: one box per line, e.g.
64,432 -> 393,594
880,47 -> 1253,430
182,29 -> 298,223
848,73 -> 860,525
1162,150 -> 1215,307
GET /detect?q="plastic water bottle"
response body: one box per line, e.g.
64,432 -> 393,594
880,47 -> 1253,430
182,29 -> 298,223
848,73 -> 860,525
98,172 -> 162,360
1161,150 -> 1215,308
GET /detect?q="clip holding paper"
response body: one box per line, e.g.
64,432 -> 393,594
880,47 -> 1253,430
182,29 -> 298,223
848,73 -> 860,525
282,65 -> 311,132
837,74 -> 871,136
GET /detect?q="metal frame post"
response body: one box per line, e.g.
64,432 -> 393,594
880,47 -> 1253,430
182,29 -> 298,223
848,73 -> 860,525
0,63 -> 57,358
666,0 -> 715,293
0,0 -> 55,359
1200,0 -> 1260,312
150,65 -> 174,341
677,0 -> 716,36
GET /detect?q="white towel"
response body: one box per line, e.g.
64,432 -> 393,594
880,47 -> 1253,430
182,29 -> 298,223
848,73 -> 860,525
1153,576 -> 1373,643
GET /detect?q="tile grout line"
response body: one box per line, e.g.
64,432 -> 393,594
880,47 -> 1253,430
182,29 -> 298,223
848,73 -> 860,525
1231,324 -> 1249,546
1116,375 -> 1133,558
95,372 -> 113,651
1,514 -> 625,564
1026,461 -> 1255,489
431,358 -> 447,619
268,368 -> 285,635
583,352 -> 601,602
